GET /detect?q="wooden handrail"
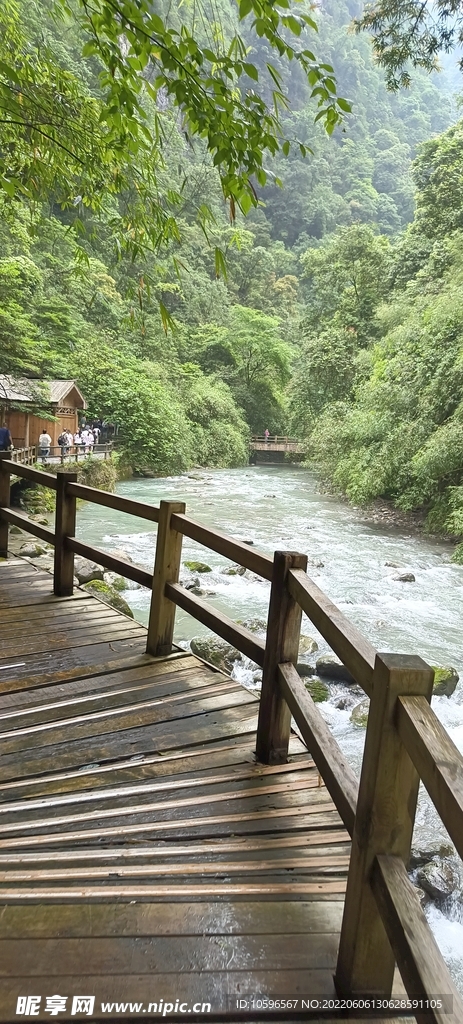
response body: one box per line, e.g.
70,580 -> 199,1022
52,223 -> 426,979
0,459 -> 58,489
0,508 -> 55,546
278,662 -> 357,835
171,513 -> 273,580
68,482 -> 160,522
396,695 -> 463,862
166,582 -> 266,666
371,855 -> 463,1023
67,537 -> 153,590
288,568 -> 376,695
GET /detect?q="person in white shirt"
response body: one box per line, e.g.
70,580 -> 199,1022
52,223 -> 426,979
81,428 -> 93,453
38,430 -> 52,462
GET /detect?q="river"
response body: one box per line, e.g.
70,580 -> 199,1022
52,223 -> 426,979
77,464 -> 463,991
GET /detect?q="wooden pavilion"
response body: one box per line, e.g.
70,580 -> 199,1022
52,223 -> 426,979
0,378 -> 86,449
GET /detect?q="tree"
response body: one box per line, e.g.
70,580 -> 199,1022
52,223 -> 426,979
357,1 -> 463,88
300,225 -> 391,342
0,0 -> 349,266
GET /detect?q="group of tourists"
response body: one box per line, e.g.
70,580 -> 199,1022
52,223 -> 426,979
37,423 -> 103,462
57,425 -> 100,456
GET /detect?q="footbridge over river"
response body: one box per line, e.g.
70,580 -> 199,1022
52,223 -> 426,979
250,437 -> 304,464
0,457 -> 462,1023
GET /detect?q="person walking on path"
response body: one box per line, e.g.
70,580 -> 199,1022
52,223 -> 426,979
73,430 -> 83,457
0,424 -> 13,452
58,430 -> 70,457
38,430 -> 52,463
264,428 -> 270,443
81,427 -> 93,453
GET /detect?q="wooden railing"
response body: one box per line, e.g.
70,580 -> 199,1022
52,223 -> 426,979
0,460 -> 462,1022
6,446 -> 36,466
251,434 -> 301,447
2,444 -> 113,467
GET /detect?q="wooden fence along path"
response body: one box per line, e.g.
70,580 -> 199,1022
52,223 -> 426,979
7,443 -> 113,466
0,459 -> 462,1023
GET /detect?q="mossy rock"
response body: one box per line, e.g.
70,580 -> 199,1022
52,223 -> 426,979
432,666 -> 459,697
82,580 -> 134,618
9,525 -> 23,535
221,564 -> 246,576
350,699 -> 370,728
19,542 -> 48,557
104,571 -> 127,592
184,561 -> 212,573
305,679 -> 329,702
190,635 -> 241,673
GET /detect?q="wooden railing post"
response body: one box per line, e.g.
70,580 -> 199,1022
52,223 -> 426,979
54,470 -> 78,596
0,455 -> 11,558
146,500 -> 186,657
335,652 -> 434,998
256,550 -> 307,764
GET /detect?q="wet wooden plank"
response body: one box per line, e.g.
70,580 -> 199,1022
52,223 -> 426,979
0,833 -> 350,869
0,667 -> 237,727
0,879 -> 347,901
0,736 -> 307,800
0,688 -> 257,764
0,652 -> 190,700
0,702 -> 260,781
0,623 -> 147,660
0,759 -> 314,811
0,608 -> 130,640
0,637 -> 149,680
0,808 -> 344,850
0,899 -> 344,937
0,774 -> 332,830
0,932 -> 339,974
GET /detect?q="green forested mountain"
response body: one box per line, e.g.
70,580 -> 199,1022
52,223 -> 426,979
1,0 -> 461,501
296,120 -> 463,556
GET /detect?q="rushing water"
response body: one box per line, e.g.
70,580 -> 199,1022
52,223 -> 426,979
77,464 -> 463,990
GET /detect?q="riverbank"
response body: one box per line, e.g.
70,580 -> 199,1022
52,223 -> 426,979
315,479 -> 459,552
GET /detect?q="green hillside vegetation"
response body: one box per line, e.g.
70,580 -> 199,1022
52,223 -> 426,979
1,0 -> 462,496
295,121 -> 463,554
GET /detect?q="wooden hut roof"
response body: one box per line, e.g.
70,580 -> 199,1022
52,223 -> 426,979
0,377 -> 86,408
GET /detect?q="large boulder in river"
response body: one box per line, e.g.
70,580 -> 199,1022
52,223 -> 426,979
416,858 -> 460,902
238,617 -> 267,634
410,841 -> 454,868
190,635 -> 241,673
74,556 -> 104,585
222,564 -> 247,576
432,666 -> 459,697
82,580 -> 134,618
315,655 -> 355,685
184,560 -> 212,573
392,572 -> 415,583
299,634 -> 318,655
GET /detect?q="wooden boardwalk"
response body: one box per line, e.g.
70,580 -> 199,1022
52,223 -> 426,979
0,558 -> 351,1020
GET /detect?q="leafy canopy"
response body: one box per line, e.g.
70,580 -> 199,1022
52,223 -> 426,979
0,0 -> 349,260
358,1 -> 463,88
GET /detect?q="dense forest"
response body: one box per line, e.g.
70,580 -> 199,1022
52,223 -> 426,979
2,0 -> 463,546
